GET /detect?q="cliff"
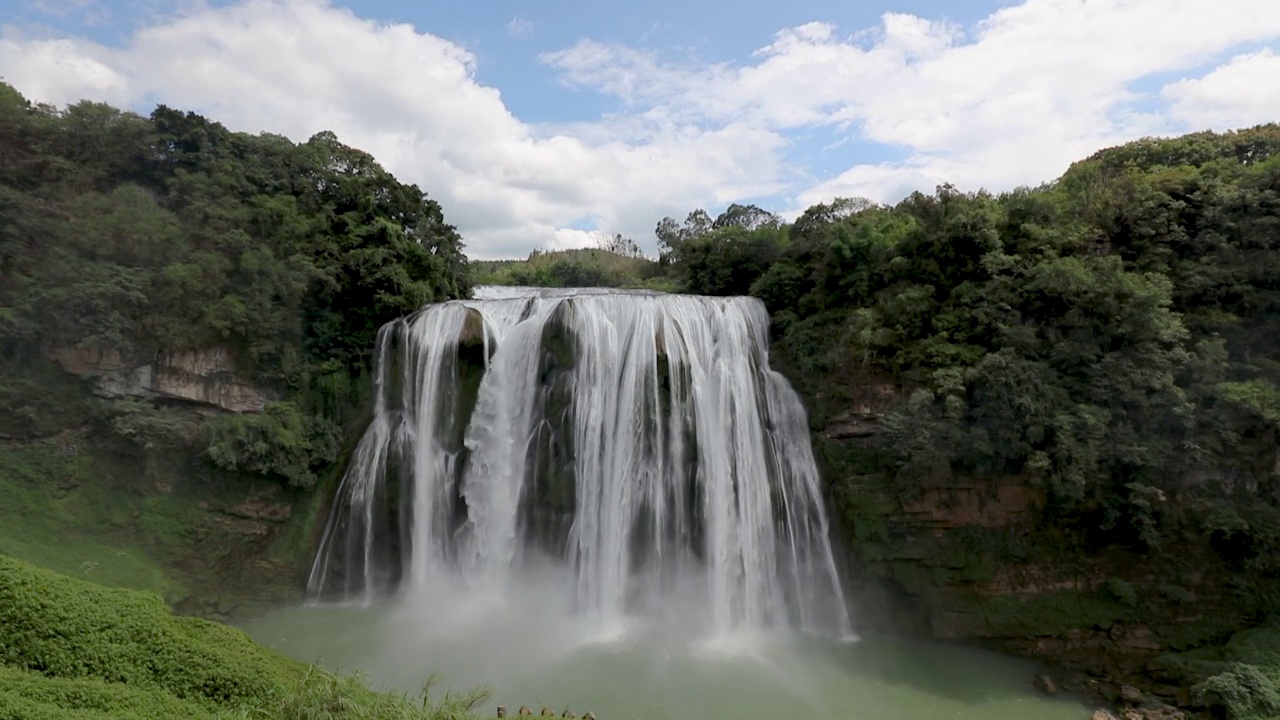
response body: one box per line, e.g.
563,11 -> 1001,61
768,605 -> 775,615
44,346 -> 277,414
797,363 -> 1278,718
0,350 -> 329,621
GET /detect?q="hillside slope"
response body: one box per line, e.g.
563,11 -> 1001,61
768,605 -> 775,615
0,554 -> 490,719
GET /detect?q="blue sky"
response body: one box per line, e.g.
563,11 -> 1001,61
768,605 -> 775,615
3,0 -> 1279,257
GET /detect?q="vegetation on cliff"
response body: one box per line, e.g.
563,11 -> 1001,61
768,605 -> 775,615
0,554 -> 489,719
655,125 -> 1280,717
482,126 -> 1280,715
0,84 -> 472,603
0,81 -> 470,470
643,126 -> 1279,556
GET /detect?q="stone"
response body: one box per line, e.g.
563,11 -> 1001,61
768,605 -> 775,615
46,345 -> 276,413
227,487 -> 293,522
1093,711 -> 1119,720
1119,685 -> 1143,705
1033,674 -> 1058,695
823,411 -> 882,439
898,479 -> 1045,529
230,499 -> 292,522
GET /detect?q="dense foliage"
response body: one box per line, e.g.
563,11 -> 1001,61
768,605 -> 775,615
0,554 -> 490,718
0,83 -> 471,485
641,127 -> 1280,716
654,127 -> 1280,554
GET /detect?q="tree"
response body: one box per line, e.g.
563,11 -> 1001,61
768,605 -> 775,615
712,203 -> 780,231
0,82 -> 473,484
598,232 -> 644,258
655,208 -> 713,261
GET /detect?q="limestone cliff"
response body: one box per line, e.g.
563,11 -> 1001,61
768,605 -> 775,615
45,346 -> 276,413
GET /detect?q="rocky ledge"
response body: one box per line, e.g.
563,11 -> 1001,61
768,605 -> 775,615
46,345 -> 276,413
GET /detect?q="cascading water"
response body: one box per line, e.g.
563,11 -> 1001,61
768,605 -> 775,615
308,286 -> 851,639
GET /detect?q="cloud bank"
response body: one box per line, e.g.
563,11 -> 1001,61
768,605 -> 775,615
2,0 -> 1277,257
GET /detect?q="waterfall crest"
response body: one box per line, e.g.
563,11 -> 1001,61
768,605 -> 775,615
308,286 -> 850,638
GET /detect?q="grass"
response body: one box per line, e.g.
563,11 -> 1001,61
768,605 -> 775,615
0,428 -> 327,611
0,437 -> 186,599
0,554 -> 491,719
0,532 -> 177,599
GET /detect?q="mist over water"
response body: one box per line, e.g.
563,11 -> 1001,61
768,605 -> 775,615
267,286 -> 1091,718
243,580 -> 1088,720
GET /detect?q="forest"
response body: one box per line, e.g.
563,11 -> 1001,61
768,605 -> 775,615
0,81 -> 471,486
486,127 -> 1280,719
495,126 -> 1280,570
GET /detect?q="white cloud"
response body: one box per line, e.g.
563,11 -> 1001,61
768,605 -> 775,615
506,15 -> 533,39
548,228 -> 608,251
1162,48 -> 1280,130
2,0 -> 1279,258
547,0 -> 1280,210
0,0 -> 785,258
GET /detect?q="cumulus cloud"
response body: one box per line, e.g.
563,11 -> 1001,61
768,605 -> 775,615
2,0 -> 1278,257
547,0 -> 1280,209
0,0 -> 784,257
1162,48 -> 1280,130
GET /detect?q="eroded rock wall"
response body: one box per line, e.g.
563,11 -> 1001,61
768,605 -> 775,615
45,346 -> 276,413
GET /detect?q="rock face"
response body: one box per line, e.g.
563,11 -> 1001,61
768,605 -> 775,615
773,353 -> 1272,718
46,346 -> 275,413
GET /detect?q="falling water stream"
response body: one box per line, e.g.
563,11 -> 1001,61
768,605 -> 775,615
243,286 -> 1090,719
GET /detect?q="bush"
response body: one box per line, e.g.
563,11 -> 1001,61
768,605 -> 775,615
0,554 -> 492,719
0,554 -> 291,707
204,402 -> 340,489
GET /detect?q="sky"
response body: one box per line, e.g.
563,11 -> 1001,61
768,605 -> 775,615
2,0 -> 1279,259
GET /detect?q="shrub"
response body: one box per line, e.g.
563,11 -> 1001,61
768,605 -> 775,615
0,554 -> 492,719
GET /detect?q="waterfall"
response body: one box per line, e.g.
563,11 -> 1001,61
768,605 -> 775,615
307,286 -> 851,638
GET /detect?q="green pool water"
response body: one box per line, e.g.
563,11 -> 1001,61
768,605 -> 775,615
241,583 -> 1091,720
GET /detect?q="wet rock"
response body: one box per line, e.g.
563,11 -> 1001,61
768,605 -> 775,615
459,307 -> 487,347
823,411 -> 881,439
1174,686 -> 1192,708
898,480 -> 1045,529
230,498 -> 292,522
222,486 -> 293,522
1033,674 -> 1058,695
